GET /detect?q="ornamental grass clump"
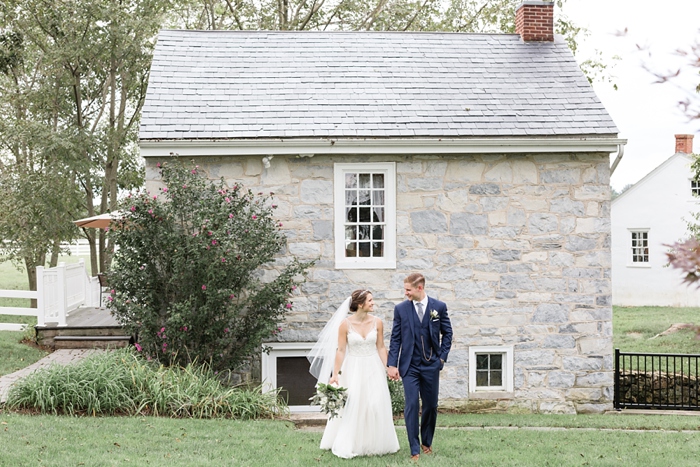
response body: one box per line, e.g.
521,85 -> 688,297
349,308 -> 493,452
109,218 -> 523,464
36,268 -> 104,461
5,348 -> 287,419
106,160 -> 312,371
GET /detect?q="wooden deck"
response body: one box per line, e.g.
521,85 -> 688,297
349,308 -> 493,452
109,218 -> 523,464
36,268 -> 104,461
62,306 -> 120,327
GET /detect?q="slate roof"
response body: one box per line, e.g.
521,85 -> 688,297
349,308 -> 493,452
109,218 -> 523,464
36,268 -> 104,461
139,30 -> 618,141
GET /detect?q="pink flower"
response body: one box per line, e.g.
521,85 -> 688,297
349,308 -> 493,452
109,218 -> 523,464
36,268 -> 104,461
225,197 -> 230,203
107,296 -> 113,301
183,184 -> 187,189
212,239 -> 217,245
148,209 -> 153,215
153,195 -> 157,200
191,169 -> 197,174
221,257 -> 226,262
292,286 -> 297,290
162,187 -> 168,193
208,231 -> 213,236
110,289 -> 115,294
285,303 -> 292,309
229,213 -> 233,218
202,285 -> 207,291
252,215 -> 257,220
135,343 -> 142,352
272,204 -> 278,209
224,328 -> 229,333
156,162 -> 161,168
278,223 -> 283,227
130,206 -> 136,212
160,327 -> 165,333
229,294 -> 235,299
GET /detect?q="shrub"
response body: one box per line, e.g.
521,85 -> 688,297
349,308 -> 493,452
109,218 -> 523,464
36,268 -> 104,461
387,377 -> 405,415
107,161 -> 312,371
6,348 -> 287,419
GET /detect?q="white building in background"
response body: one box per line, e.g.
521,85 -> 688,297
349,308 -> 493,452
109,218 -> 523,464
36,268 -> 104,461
612,134 -> 700,307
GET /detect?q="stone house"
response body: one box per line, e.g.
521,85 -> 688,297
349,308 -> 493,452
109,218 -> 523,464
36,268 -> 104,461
139,1 -> 623,414
612,134 -> 700,307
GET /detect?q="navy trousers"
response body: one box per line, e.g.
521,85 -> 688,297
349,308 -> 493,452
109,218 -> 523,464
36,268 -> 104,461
402,358 -> 441,456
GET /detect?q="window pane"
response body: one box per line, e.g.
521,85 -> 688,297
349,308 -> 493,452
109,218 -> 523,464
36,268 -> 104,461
359,190 -> 371,204
373,173 -> 384,188
371,225 -> 384,241
490,370 -> 502,386
346,207 -> 358,222
345,190 -> 357,206
345,173 -> 357,189
372,242 -> 384,257
373,207 -> 384,223
345,226 -> 356,241
358,225 -> 370,239
359,174 -> 371,188
476,354 -> 489,370
358,242 -> 371,257
373,191 -> 385,206
359,207 -> 371,223
490,354 -> 502,370
476,371 -> 488,387
345,243 -> 357,257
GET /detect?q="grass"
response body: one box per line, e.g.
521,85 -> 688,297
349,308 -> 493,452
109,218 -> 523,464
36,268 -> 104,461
0,331 -> 48,377
613,306 -> 700,354
0,413 -> 700,466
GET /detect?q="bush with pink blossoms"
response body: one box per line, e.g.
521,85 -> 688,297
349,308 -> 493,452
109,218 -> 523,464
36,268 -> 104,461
107,161 -> 312,371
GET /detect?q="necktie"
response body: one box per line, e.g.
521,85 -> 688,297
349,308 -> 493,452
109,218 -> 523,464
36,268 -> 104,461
416,302 -> 424,321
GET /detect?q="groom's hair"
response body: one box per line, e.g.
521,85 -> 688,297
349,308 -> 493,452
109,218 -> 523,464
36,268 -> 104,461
404,273 -> 425,288
349,289 -> 372,312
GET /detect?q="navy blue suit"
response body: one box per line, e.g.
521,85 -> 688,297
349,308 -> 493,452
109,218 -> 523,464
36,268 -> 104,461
387,297 -> 452,456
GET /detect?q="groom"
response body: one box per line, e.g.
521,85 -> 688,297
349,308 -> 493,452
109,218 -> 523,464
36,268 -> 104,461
387,273 -> 453,460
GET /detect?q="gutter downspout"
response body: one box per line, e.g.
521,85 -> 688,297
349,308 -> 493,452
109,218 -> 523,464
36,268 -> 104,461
610,143 -> 625,176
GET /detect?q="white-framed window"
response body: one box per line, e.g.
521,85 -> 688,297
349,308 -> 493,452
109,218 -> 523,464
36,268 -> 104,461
691,179 -> 700,197
333,162 -> 396,269
469,346 -> 514,393
630,229 -> 649,264
260,342 -> 319,412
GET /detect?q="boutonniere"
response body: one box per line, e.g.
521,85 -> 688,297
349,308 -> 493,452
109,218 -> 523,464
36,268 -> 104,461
430,310 -> 439,320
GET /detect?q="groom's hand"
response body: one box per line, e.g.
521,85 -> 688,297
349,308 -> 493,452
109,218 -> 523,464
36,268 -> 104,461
387,366 -> 400,381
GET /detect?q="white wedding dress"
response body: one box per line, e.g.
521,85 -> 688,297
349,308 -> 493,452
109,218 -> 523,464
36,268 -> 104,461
319,318 -> 400,458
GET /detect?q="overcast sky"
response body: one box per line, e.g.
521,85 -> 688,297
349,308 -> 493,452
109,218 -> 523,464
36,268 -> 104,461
562,0 -> 700,191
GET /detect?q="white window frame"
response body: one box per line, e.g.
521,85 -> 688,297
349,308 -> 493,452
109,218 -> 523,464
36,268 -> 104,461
469,346 -> 514,394
333,162 -> 396,269
260,342 -> 319,413
628,228 -> 650,267
691,179 -> 700,197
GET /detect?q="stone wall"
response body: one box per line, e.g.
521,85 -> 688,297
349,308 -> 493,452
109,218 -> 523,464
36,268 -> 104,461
618,371 -> 700,407
145,152 -> 614,414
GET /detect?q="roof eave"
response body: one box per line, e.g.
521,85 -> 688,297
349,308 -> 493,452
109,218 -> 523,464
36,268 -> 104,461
139,136 -> 626,158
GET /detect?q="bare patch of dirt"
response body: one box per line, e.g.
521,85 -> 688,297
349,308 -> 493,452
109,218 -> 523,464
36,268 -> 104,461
626,332 -> 644,339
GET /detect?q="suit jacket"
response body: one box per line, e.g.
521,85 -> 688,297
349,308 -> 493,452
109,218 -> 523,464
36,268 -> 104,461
387,296 -> 453,378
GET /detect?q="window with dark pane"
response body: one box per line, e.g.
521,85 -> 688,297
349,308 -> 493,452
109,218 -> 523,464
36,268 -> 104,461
692,179 -> 700,197
344,171 -> 386,258
631,231 -> 649,263
475,353 -> 504,388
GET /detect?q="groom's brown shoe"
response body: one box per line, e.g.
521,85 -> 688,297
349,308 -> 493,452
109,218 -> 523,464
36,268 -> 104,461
410,454 -> 420,461
421,444 -> 433,454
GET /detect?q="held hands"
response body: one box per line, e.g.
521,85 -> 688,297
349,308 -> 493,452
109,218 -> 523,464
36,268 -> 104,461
387,366 -> 400,381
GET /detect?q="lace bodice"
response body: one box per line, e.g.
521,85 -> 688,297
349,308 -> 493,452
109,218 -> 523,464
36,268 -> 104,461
346,319 -> 378,357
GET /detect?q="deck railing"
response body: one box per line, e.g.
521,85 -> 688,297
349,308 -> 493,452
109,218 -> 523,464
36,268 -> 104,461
0,260 -> 101,330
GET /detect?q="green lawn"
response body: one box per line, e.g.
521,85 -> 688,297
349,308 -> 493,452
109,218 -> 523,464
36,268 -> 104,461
0,413 -> 699,466
613,306 -> 700,354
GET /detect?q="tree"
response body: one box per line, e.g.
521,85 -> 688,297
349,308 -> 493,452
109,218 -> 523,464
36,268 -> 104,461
0,0 -> 170,281
107,161 -> 312,370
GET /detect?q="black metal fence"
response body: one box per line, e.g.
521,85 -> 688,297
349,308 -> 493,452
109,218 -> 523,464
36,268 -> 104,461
614,348 -> 700,410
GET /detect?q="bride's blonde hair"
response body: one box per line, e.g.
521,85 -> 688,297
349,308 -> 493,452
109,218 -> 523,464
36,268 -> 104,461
349,289 -> 372,312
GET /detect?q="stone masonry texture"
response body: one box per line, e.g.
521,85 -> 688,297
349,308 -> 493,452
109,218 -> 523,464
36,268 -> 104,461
145,152 -> 613,414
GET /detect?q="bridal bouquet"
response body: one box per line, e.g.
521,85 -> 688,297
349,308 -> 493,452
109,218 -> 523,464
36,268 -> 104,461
310,383 -> 348,419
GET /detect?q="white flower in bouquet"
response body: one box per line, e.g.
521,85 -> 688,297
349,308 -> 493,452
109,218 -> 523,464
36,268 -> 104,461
310,382 -> 348,419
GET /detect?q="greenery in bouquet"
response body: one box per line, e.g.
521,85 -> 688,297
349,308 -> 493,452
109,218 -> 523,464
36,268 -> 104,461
107,160 -> 312,371
310,383 -> 348,419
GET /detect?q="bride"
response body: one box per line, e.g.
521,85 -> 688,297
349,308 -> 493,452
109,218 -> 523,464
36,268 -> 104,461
308,289 -> 400,458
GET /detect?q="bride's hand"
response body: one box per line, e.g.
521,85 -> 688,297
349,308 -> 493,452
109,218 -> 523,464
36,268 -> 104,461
329,375 -> 339,385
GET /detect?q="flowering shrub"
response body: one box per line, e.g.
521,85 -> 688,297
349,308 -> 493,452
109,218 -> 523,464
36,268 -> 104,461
107,161 -> 312,371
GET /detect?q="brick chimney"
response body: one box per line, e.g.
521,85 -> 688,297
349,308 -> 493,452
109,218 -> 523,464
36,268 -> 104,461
516,1 -> 554,42
675,134 -> 694,154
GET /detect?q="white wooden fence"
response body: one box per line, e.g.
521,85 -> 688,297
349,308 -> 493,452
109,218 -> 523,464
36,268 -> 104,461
0,260 -> 101,331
